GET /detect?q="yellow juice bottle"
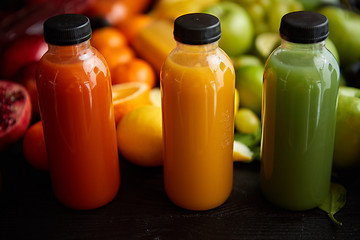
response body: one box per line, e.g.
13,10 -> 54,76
160,13 -> 235,211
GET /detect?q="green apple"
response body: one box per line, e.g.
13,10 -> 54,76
204,2 -> 254,57
333,86 -> 360,168
242,0 -> 270,35
254,33 -> 339,63
235,65 -> 264,115
319,6 -> 360,67
325,38 -> 340,65
232,54 -> 263,69
255,32 -> 281,60
232,0 -> 302,35
296,0 -> 340,11
267,0 -> 303,33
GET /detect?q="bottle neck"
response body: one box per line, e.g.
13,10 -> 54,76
176,41 -> 219,52
47,41 -> 91,56
281,39 -> 325,51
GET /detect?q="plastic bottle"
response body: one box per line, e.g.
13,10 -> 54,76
160,13 -> 235,211
36,14 -> 120,210
261,11 -> 340,211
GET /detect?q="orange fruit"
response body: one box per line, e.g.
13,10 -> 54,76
86,0 -> 129,25
100,46 -> 135,71
117,14 -> 153,44
91,27 -> 127,51
86,0 -> 153,26
23,121 -> 48,171
111,58 -> 156,88
112,82 -> 151,124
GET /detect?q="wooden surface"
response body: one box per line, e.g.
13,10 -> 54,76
0,142 -> 359,240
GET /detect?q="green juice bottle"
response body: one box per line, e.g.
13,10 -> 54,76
260,11 -> 340,211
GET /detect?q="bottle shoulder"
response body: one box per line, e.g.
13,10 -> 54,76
163,46 -> 234,72
39,46 -> 108,72
266,46 -> 339,72
37,46 -> 110,87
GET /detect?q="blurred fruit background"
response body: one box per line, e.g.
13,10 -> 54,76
0,0 -> 360,172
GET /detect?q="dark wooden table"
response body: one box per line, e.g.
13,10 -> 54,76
1,142 -> 359,240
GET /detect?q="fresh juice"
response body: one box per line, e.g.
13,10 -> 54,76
37,44 -> 120,210
161,43 -> 235,210
261,46 -> 340,210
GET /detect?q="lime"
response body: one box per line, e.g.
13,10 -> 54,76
235,108 -> 260,134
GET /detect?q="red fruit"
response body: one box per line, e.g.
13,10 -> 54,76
0,80 -> 32,150
0,35 -> 47,79
0,0 -> 93,50
14,61 -> 40,118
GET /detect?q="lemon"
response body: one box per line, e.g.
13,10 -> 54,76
235,108 -> 260,134
150,87 -> 161,107
117,105 -> 162,167
234,88 -> 240,116
233,140 -> 253,162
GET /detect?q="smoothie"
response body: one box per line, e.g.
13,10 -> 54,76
161,43 -> 235,211
37,14 -> 120,210
261,44 -> 340,210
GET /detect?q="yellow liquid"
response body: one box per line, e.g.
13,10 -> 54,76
161,44 -> 235,210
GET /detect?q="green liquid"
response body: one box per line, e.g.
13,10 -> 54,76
260,46 -> 340,210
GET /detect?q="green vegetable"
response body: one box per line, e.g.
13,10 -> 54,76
319,183 -> 347,226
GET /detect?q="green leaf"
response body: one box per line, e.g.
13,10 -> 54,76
250,145 -> 261,161
319,183 -> 347,226
234,127 -> 261,148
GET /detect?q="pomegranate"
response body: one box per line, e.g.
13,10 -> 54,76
0,80 -> 32,150
0,35 -> 47,79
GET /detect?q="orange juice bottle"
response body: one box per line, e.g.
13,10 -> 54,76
36,14 -> 120,210
160,13 -> 235,210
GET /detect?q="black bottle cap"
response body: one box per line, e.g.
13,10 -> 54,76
174,13 -> 221,45
280,11 -> 329,43
44,14 -> 92,46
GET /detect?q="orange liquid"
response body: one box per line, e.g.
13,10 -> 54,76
36,43 -> 120,210
161,43 -> 235,210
